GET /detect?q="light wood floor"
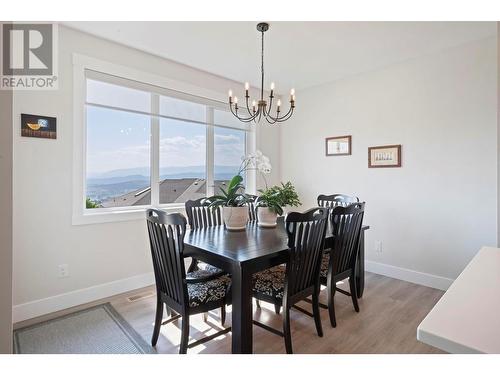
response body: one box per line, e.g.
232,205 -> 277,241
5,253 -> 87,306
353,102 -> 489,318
111,272 -> 445,354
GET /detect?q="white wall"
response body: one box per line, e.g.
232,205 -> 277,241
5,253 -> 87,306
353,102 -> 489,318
497,23 -> 500,246
12,25 -> 281,322
281,38 -> 497,288
0,24 -> 13,350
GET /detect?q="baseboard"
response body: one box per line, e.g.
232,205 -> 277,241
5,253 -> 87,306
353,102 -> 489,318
13,272 -> 155,323
12,262 -> 452,323
365,260 -> 454,291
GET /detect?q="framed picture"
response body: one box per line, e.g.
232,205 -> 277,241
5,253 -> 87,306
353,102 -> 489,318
368,144 -> 402,168
21,113 -> 57,139
325,135 -> 351,156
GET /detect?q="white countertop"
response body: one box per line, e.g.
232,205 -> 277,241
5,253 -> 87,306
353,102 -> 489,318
417,246 -> 500,353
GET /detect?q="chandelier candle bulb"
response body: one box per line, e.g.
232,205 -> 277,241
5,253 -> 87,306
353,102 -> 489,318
228,90 -> 233,99
270,82 -> 275,90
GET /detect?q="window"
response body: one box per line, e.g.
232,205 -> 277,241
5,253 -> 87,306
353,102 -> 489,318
86,106 -> 151,208
159,118 -> 206,204
85,79 -> 152,208
83,69 -> 252,214
214,125 -> 246,193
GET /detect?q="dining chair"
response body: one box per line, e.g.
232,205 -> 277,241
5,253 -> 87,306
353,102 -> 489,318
146,209 -> 231,354
244,193 -> 280,314
317,194 -> 359,208
252,207 -> 328,354
317,194 -> 360,283
319,202 -> 365,328
185,198 -> 225,276
185,198 -> 228,323
245,193 -> 282,314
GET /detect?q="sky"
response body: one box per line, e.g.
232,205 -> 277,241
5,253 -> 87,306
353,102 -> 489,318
86,106 -> 246,177
85,78 -> 247,177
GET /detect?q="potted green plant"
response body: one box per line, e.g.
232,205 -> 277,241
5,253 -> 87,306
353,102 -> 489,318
256,182 -> 301,227
205,150 -> 272,231
205,174 -> 250,230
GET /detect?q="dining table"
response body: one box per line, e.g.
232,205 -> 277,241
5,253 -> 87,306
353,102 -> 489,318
183,216 -> 370,354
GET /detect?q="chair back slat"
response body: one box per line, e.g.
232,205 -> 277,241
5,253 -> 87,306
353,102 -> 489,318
146,209 -> 187,306
329,203 -> 365,275
285,208 -> 328,298
247,194 -> 258,222
162,225 -> 179,300
185,198 -> 222,229
317,194 -> 359,208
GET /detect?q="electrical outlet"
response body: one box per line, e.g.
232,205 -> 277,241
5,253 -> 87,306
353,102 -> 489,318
58,264 -> 69,278
374,240 -> 382,253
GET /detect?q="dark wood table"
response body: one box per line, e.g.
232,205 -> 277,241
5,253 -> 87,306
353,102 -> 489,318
184,217 -> 369,354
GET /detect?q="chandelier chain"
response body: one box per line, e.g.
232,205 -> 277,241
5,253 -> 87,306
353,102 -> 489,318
261,30 -> 264,101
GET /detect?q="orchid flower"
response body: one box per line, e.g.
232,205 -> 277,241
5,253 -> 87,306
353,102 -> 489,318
238,150 -> 272,188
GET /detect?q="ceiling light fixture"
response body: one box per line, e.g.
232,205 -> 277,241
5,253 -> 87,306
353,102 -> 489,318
228,23 -> 295,124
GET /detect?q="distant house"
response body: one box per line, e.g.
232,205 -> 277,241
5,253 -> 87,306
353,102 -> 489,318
101,178 -> 230,207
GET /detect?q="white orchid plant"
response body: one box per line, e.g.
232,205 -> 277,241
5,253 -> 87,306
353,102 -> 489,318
238,150 -> 272,188
205,150 -> 272,209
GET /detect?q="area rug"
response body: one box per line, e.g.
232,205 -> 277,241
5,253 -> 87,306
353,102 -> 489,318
14,303 -> 155,354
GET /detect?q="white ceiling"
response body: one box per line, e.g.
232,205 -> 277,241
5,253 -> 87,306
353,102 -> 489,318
63,21 -> 496,93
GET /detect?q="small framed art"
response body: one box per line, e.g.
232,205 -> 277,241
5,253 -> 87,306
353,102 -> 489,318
368,144 -> 402,168
21,113 -> 57,139
325,135 -> 351,156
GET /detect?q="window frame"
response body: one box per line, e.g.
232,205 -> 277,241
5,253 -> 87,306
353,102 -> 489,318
72,54 -> 256,225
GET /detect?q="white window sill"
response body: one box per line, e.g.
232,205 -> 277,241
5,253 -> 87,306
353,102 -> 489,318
72,205 -> 186,226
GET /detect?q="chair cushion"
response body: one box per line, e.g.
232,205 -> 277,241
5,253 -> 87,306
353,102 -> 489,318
252,265 -> 286,301
320,253 -> 330,278
197,262 -> 225,276
187,274 -> 231,308
188,267 -> 223,280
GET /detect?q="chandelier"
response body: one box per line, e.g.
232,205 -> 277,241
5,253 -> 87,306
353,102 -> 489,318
228,23 -> 295,124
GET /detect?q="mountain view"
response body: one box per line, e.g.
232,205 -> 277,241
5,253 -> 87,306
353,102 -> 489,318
86,165 -> 240,204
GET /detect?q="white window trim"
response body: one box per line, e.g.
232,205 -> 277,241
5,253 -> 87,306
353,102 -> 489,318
72,54 -> 256,225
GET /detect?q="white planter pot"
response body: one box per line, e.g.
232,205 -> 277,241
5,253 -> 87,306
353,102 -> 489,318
223,206 -> 249,231
257,207 -> 278,228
